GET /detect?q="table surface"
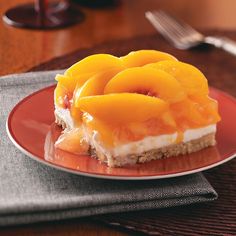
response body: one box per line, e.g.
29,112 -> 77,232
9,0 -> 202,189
1,0 -> 236,77
1,0 -> 236,235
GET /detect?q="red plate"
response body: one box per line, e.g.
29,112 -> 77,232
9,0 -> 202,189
6,85 -> 236,180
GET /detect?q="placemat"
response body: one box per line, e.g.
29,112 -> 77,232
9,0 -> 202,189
28,31 -> 236,235
0,71 -> 217,227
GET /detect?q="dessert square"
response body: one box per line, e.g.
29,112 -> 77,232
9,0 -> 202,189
54,50 -> 220,167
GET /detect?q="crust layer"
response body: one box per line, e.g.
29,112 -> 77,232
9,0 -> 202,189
90,133 -> 216,167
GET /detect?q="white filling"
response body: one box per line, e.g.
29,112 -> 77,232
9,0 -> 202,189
55,107 -> 74,129
110,124 -> 216,157
91,124 -> 216,159
55,106 -> 216,158
183,125 -> 216,143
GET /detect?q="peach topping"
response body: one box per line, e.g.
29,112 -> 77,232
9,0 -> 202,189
54,50 -> 220,148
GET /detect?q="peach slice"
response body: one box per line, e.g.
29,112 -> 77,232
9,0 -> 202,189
76,93 -> 168,124
70,68 -> 122,124
74,67 -> 122,102
55,55 -> 124,109
144,117 -> 176,136
120,50 -> 177,67
189,95 -> 221,124
170,95 -> 220,130
64,54 -> 124,87
112,123 -> 149,144
55,74 -> 79,109
70,103 -> 82,125
171,95 -> 220,130
83,115 -> 115,147
83,112 -> 176,147
145,60 -> 209,95
84,116 -> 176,147
54,80 -> 73,109
55,74 -> 75,93
55,128 -> 89,155
119,116 -> 176,142
104,67 -> 186,103
171,99 -> 207,129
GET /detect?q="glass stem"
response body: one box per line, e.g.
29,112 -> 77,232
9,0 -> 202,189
35,0 -> 48,25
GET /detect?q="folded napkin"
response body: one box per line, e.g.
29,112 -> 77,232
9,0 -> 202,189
0,71 -> 217,226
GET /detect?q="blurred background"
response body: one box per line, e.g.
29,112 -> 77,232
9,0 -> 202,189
1,0 -> 236,76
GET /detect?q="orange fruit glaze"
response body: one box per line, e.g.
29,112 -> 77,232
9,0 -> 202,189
54,50 -> 221,149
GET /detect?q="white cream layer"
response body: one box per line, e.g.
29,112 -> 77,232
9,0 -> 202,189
55,107 -> 74,129
110,124 -> 216,157
55,106 -> 216,158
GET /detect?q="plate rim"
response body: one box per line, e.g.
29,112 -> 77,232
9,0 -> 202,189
6,85 -> 236,180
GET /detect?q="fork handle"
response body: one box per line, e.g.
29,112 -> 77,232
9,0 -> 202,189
205,36 -> 236,56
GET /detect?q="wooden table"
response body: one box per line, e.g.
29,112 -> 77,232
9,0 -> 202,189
1,0 -> 236,76
1,0 -> 236,235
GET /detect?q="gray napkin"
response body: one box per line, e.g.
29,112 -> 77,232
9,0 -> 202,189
0,71 -> 217,226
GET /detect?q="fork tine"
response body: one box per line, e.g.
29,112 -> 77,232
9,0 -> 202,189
146,10 -> 204,49
156,11 -> 199,44
145,11 -> 183,47
156,11 -> 187,39
158,10 -> 202,39
158,10 -> 204,45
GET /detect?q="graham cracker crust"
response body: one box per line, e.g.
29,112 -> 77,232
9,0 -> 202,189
90,133 -> 216,167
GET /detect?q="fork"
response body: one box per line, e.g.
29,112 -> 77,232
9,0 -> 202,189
145,10 -> 236,56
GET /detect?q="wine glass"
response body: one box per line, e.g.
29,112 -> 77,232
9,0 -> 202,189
3,0 -> 85,29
